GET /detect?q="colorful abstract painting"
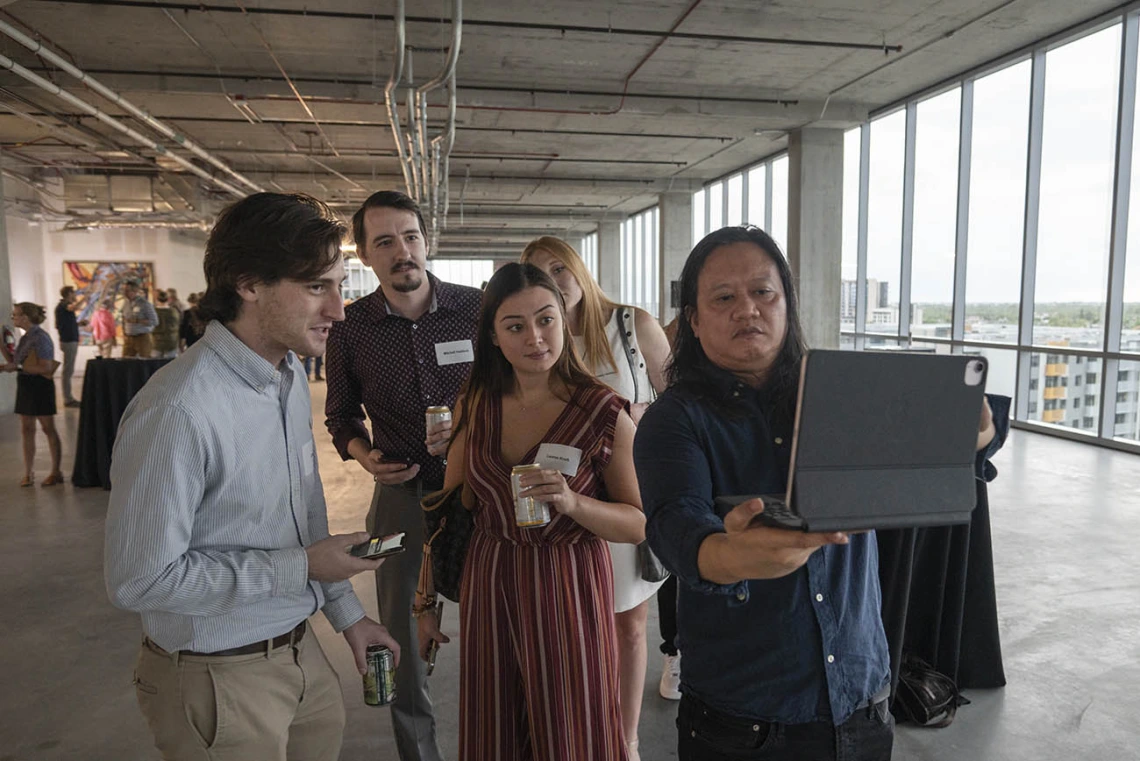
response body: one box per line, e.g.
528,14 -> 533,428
62,261 -> 155,345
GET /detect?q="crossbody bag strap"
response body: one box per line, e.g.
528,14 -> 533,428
614,307 -> 640,403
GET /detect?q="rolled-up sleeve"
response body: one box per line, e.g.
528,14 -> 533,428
634,396 -> 748,598
324,320 -> 371,460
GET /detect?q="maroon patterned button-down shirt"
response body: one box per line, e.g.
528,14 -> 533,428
324,272 -> 481,488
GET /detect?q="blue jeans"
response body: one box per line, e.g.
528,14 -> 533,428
678,693 -> 894,761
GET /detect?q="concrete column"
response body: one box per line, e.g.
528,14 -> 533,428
0,176 -> 12,413
597,220 -> 622,301
658,191 -> 692,321
787,128 -> 844,350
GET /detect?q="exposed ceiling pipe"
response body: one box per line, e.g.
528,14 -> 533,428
0,51 -> 247,197
47,1 -> 903,53
433,78 -> 457,245
63,217 -> 213,231
412,0 -> 461,253
404,50 -> 423,202
384,0 -> 414,197
0,17 -> 262,194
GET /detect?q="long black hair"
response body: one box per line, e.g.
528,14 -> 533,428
668,225 -> 808,421
451,262 -> 600,440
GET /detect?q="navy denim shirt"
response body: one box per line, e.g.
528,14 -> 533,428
635,372 -> 891,725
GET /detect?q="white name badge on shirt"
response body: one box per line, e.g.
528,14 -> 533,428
435,339 -> 475,366
535,443 -> 582,478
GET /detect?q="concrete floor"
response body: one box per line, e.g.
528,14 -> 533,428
1,382 -> 1138,760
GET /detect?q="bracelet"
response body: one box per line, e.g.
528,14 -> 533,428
412,596 -> 438,618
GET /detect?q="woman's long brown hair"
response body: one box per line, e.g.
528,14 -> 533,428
450,262 -> 601,442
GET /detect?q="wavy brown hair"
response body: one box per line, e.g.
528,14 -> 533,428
451,262 -> 601,441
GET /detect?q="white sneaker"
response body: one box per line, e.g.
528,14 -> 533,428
659,653 -> 682,700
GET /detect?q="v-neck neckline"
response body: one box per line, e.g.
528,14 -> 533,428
495,385 -> 582,470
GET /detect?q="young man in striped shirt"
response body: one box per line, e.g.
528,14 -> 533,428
105,193 -> 399,760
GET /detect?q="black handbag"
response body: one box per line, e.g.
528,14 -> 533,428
420,483 -> 474,603
636,540 -> 670,583
893,654 -> 970,728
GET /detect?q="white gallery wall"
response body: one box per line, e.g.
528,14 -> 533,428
6,215 -> 208,379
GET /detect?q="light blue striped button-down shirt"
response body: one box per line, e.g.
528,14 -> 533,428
105,321 -> 366,652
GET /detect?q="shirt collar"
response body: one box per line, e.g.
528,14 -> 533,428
370,270 -> 457,321
201,320 -> 288,392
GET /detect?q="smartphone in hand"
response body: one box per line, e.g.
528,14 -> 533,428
350,532 -> 407,560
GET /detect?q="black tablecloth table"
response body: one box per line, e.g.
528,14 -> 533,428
72,357 -> 171,489
877,394 -> 1012,709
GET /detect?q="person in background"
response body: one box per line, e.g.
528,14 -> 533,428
151,290 -> 180,359
90,298 -> 117,358
324,189 -> 480,761
104,192 -> 399,760
521,236 -> 673,757
2,302 -> 63,486
120,278 -> 158,358
178,292 -> 206,352
54,285 -> 83,408
416,262 -> 645,761
164,286 -> 184,318
303,353 -> 324,381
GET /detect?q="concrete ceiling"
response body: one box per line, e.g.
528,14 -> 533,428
0,0 -> 1124,257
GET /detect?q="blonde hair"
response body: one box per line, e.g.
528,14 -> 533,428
521,236 -> 619,374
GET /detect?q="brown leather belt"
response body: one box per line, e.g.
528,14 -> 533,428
179,620 -> 307,657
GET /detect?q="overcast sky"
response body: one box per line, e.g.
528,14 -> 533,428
840,23 -> 1132,306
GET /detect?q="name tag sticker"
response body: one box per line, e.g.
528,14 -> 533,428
535,443 -> 582,477
435,339 -> 475,366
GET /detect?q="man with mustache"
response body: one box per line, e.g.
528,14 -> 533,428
325,190 -> 480,761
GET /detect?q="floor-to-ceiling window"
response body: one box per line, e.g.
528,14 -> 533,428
620,206 -> 660,318
839,14 -> 1140,450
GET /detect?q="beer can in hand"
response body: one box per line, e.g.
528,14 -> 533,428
363,644 -> 397,706
511,463 -> 551,528
426,405 -> 452,433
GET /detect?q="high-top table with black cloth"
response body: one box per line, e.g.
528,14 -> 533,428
877,394 -> 1012,711
72,357 -> 172,489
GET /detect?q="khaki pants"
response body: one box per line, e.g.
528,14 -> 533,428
122,333 -> 153,358
133,626 -> 345,761
97,339 -> 115,358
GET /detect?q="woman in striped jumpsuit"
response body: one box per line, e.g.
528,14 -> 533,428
417,263 -> 645,760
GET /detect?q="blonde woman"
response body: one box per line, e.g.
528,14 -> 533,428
522,236 -> 671,760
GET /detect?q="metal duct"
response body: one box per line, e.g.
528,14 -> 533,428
63,217 -> 213,231
0,51 -> 247,197
0,18 -> 262,195
383,0 -> 414,198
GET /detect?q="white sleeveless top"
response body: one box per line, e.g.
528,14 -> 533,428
573,305 -> 654,404
573,305 -> 665,612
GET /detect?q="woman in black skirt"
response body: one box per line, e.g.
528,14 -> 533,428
2,302 -> 63,486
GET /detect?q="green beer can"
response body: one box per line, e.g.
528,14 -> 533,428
363,644 -> 396,706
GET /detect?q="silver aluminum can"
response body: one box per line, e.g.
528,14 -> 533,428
426,405 -> 452,432
511,463 -> 551,528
